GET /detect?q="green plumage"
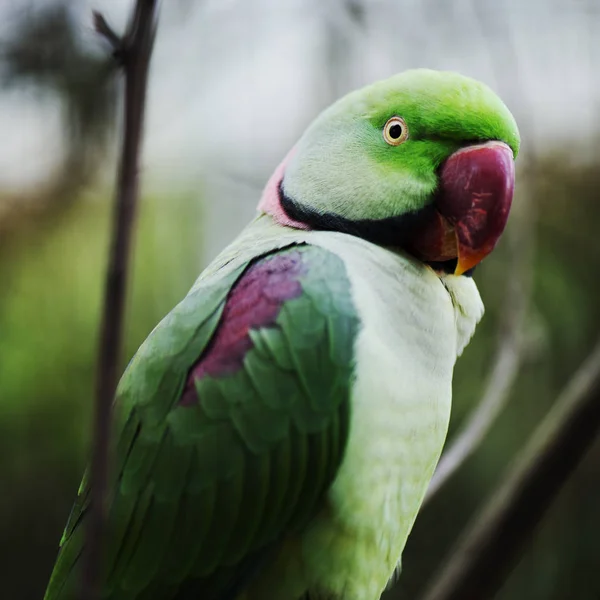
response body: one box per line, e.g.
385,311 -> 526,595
44,243 -> 359,600
45,67 -> 520,600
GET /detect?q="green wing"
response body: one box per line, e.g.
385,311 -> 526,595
45,243 -> 359,600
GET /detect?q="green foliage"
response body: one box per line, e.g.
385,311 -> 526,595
0,190 -> 201,600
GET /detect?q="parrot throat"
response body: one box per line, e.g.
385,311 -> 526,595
278,183 -> 466,276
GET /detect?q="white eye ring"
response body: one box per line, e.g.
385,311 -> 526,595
383,116 -> 409,146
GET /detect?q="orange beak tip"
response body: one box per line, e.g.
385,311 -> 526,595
454,247 -> 489,276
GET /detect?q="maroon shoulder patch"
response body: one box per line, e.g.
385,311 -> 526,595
180,250 -> 306,406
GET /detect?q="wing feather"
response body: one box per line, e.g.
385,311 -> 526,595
45,244 -> 359,600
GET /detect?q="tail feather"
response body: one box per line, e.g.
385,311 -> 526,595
43,537 -> 83,600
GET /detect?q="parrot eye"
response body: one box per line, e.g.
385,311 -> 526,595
383,116 -> 409,146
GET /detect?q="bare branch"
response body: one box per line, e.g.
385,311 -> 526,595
424,190 -> 535,504
92,11 -> 121,53
81,2 -> 160,599
421,336 -> 600,600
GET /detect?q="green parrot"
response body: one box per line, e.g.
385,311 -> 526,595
45,69 -> 519,600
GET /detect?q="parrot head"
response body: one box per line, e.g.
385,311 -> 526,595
259,68 -> 519,275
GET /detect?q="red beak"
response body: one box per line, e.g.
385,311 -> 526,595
438,141 -> 515,275
406,141 -> 515,275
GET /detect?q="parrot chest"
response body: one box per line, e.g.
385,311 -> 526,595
298,231 -> 467,599
211,220 -> 482,600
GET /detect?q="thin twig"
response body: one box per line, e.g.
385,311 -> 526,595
424,189 -> 535,504
421,337 -> 600,600
81,2 -> 159,600
92,11 -> 121,53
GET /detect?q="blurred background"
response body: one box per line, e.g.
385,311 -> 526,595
1,1 -> 599,599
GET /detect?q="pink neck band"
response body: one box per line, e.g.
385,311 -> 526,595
257,147 -> 309,230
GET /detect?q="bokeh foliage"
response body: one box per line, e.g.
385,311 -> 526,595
1,3 -> 116,173
0,192 -> 202,600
